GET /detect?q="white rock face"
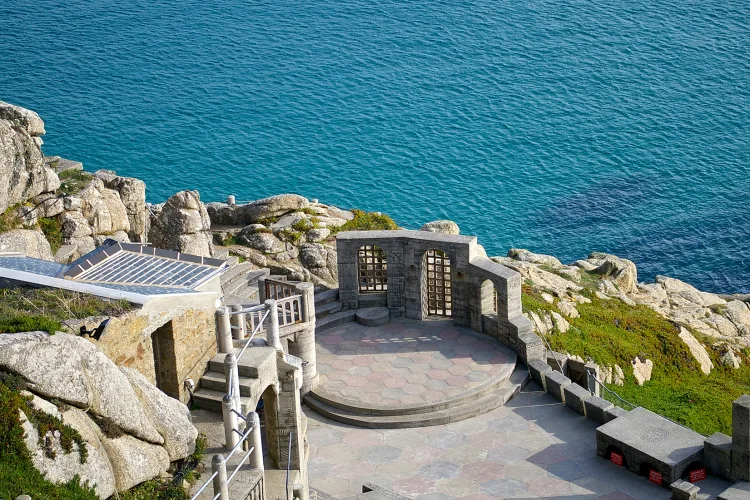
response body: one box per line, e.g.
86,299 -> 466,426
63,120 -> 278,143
150,190 -> 214,257
122,367 -> 197,461
0,332 -> 162,444
420,220 -> 460,235
101,433 -> 170,492
551,311 -> 570,333
587,252 -> 639,294
725,301 -> 750,336
678,327 -> 713,374
0,229 -> 53,260
507,248 -> 563,268
632,357 -> 653,386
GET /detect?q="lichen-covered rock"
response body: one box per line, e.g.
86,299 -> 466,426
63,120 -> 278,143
550,311 -> 570,333
0,229 -> 53,260
122,367 -> 197,461
305,227 -> 331,242
587,252 -> 638,294
420,220 -> 460,235
20,408 -> 117,499
96,170 -> 148,243
725,300 -> 750,336
678,327 -> 713,374
0,108 -> 60,213
78,178 -> 131,235
101,432 -> 170,492
240,231 -> 285,254
655,275 -> 725,308
721,348 -> 741,369
557,301 -> 579,319
508,248 -> 562,268
150,190 -> 213,257
243,194 -> 309,221
0,332 -> 163,444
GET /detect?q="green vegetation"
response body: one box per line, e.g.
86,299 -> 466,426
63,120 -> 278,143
39,216 -> 63,253
0,375 -> 97,500
219,234 -> 238,247
331,209 -> 399,235
291,218 -> 313,232
0,204 -> 24,233
522,284 -> 750,435
56,170 -> 94,196
0,287 -> 134,334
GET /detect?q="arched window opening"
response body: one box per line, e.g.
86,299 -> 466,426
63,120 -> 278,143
358,245 -> 387,294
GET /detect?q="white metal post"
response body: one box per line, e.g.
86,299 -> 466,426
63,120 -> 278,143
212,454 -> 230,500
217,307 -> 233,353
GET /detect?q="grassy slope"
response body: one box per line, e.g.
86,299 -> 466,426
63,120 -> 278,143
522,283 -> 750,435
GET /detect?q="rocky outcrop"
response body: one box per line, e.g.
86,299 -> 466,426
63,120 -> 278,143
678,327 -> 713,374
507,248 -> 562,268
420,220 -> 459,235
0,101 -> 60,213
1,331 -> 198,497
206,194 -> 310,225
587,252 -> 638,294
95,170 -> 148,243
0,229 -> 53,260
632,357 -> 653,386
150,190 -> 213,257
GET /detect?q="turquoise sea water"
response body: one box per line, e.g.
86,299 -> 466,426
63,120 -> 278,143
1,0 -> 748,292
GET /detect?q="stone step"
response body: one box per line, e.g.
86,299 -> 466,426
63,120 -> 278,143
304,377 -> 525,429
192,388 -> 251,414
222,294 -> 261,308
225,255 -> 240,267
308,360 -> 517,417
213,247 -> 230,260
207,346 -> 276,379
315,309 -> 356,334
310,489 -> 337,500
314,288 -> 339,306
315,300 -> 342,319
220,261 -> 255,286
225,280 -> 260,301
199,371 -> 256,397
356,307 -> 389,327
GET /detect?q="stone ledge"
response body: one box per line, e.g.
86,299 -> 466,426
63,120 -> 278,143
545,370 -> 571,403
564,383 -> 591,415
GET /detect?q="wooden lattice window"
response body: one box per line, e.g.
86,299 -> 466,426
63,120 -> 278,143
425,249 -> 452,317
358,245 -> 387,294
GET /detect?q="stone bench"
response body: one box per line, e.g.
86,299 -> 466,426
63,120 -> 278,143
596,407 -> 705,486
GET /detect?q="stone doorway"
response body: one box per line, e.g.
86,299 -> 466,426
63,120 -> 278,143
423,249 -> 453,317
151,320 -> 179,398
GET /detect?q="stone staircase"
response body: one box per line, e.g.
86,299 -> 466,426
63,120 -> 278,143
304,363 -> 530,429
314,288 -> 355,334
192,346 -> 277,413
214,248 -> 268,306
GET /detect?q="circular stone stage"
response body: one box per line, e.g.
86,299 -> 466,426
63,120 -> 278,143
305,318 -> 521,428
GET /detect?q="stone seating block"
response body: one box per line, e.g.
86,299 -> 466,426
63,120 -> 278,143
527,358 -> 552,391
596,407 -> 705,485
671,479 -> 699,500
545,370 -> 571,403
564,382 -> 591,416
584,396 -> 614,423
704,432 -> 732,480
603,405 -> 628,423
719,481 -> 750,500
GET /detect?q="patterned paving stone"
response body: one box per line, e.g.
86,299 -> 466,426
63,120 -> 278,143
418,461 -> 461,481
479,478 -> 527,497
359,445 -> 403,464
314,318 -> 515,408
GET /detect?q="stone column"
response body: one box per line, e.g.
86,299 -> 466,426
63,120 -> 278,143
248,412 -> 264,470
265,299 -> 282,350
295,282 -> 316,323
230,304 -> 247,340
212,454 -> 229,500
216,307 -> 233,353
258,276 -> 267,303
732,395 -> 750,481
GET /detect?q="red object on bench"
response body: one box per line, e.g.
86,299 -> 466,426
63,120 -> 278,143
648,469 -> 663,485
689,468 -> 706,482
610,451 -> 624,466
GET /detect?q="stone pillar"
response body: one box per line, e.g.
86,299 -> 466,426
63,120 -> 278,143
335,239 -> 359,310
212,454 -> 229,500
216,307 -> 233,353
295,282 -> 316,323
248,412 -> 264,470
288,324 -> 318,394
230,304 -> 247,340
222,394 -> 239,451
258,276 -> 267,303
732,395 -> 750,481
227,195 -> 236,206
265,299 -> 282,350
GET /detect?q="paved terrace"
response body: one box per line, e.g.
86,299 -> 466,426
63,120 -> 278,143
305,386 -> 731,500
315,319 -> 515,406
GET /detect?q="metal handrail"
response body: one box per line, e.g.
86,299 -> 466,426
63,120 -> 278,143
539,330 -> 564,374
588,372 -> 637,409
191,471 -> 219,499
236,309 -> 270,362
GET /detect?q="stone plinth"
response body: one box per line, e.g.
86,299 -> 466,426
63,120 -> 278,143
604,405 -> 628,423
596,407 -> 705,485
355,307 -> 390,327
671,479 -> 699,500
545,370 -> 571,403
563,383 -> 590,415
705,432 -> 733,480
719,481 -> 750,500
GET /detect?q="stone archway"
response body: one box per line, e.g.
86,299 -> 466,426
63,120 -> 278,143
422,249 -> 453,317
481,279 -> 497,315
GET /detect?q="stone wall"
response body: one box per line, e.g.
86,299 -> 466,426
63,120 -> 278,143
71,305 -> 217,404
336,230 -> 544,362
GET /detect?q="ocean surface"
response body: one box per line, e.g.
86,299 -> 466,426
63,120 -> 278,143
1,0 -> 748,293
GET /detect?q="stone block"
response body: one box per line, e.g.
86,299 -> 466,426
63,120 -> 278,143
517,332 -> 545,361
584,396 -> 614,424
671,479 -> 699,500
527,358 -> 552,391
732,449 -> 750,482
705,432 -> 733,480
719,481 -> 750,500
734,395 -> 750,453
564,382 -> 591,415
603,405 -> 628,423
547,351 -> 568,374
545,370 -> 571,402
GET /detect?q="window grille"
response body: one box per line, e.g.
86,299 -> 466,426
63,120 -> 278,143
358,245 -> 387,294
425,249 -> 452,316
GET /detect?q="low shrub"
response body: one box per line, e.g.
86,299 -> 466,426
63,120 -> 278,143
39,217 -> 63,253
331,209 -> 399,234
56,170 -> 94,196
